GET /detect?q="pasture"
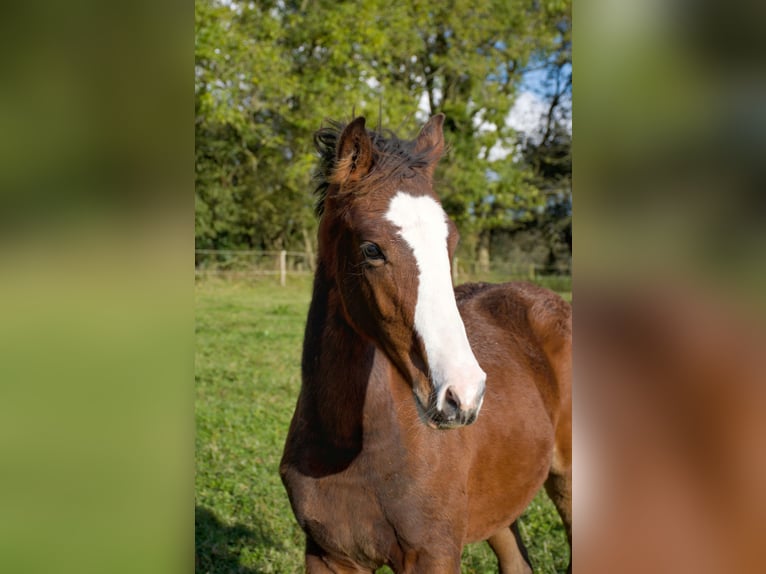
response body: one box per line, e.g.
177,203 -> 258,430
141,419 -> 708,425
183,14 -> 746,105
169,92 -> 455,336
195,276 -> 570,573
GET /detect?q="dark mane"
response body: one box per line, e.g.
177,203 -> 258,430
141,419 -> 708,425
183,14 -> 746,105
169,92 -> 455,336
313,119 -> 440,216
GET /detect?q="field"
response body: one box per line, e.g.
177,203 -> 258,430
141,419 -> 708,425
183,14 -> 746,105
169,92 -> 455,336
195,276 -> 570,573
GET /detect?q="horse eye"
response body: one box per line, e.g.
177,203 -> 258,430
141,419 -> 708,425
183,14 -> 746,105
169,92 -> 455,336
361,242 -> 384,260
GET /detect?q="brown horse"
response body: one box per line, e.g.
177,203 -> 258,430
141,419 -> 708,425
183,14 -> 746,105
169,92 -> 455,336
280,114 -> 572,573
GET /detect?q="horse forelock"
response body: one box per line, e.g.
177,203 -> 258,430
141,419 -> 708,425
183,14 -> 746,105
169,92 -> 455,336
313,119 -> 443,218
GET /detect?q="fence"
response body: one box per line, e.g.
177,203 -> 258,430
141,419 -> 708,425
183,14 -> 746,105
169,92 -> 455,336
195,250 -> 312,286
195,250 -> 571,291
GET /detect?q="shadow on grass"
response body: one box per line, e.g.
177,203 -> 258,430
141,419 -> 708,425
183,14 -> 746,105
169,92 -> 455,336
195,505 -> 278,574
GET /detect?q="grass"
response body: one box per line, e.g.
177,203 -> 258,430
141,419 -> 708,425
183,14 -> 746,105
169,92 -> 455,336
195,275 -> 569,573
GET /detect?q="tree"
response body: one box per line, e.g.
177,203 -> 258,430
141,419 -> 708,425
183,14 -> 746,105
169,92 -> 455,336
195,0 -> 314,250
402,0 -> 571,268
509,115 -> 571,274
194,0 -> 572,263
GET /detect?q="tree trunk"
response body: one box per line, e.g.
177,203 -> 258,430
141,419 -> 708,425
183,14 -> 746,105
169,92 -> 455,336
302,227 -> 316,272
477,229 -> 491,274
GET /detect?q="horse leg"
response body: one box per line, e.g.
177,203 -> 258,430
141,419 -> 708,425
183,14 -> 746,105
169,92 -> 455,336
487,521 -> 532,574
545,428 -> 572,574
537,311 -> 572,573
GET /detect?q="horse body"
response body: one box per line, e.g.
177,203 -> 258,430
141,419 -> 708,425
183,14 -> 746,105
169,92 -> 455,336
280,115 -> 571,573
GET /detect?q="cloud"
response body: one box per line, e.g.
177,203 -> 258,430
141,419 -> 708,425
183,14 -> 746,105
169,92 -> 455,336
508,91 -> 551,137
484,92 -> 550,161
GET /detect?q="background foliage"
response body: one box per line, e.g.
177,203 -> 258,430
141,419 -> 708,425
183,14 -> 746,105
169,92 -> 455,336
195,0 -> 571,271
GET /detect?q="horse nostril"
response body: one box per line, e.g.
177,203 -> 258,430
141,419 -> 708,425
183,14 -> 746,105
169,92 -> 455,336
444,386 -> 461,417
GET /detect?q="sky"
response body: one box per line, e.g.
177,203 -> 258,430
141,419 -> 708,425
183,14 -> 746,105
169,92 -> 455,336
415,63 -> 571,162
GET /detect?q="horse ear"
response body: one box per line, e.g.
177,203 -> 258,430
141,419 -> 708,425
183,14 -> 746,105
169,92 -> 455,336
333,117 -> 372,185
414,113 -> 445,173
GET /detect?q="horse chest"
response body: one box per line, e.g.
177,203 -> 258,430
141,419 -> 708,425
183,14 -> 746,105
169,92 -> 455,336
288,431 -> 471,559
284,457 -> 403,567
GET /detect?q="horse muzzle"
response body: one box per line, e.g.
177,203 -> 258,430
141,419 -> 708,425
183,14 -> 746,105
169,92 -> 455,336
414,371 -> 486,429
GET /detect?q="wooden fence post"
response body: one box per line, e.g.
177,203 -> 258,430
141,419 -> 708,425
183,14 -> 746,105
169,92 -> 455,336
280,250 -> 286,287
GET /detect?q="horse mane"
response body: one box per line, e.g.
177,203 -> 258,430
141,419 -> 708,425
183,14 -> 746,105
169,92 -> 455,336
313,119 -> 441,217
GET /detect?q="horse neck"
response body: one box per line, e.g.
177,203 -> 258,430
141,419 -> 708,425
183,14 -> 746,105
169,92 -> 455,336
300,263 -> 377,449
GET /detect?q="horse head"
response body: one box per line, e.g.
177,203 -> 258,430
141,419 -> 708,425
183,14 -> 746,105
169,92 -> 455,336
315,114 -> 486,428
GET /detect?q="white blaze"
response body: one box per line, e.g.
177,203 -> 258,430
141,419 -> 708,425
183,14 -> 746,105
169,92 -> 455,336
385,192 -> 486,412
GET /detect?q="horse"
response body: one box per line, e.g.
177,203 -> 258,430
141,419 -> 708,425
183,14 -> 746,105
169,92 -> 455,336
280,114 -> 572,573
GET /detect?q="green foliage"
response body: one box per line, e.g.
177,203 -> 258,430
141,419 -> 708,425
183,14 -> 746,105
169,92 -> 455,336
195,278 -> 569,573
195,0 -> 571,257
508,123 -> 572,274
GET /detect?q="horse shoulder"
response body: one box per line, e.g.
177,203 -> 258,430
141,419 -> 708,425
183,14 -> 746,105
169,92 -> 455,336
455,281 -> 571,420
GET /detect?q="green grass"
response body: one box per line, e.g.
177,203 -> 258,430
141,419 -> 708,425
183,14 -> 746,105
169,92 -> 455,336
195,276 -> 569,573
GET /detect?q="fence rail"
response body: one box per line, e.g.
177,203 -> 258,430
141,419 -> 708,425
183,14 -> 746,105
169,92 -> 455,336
195,250 -> 314,286
195,250 -> 571,290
